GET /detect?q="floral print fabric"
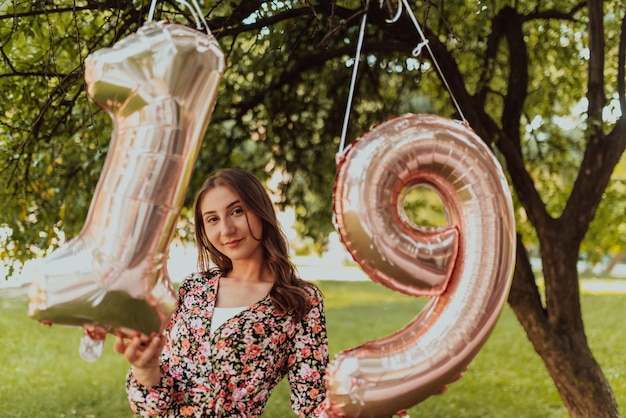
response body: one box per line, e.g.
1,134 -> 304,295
125,270 -> 329,417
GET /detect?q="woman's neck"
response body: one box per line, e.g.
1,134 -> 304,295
228,260 -> 273,283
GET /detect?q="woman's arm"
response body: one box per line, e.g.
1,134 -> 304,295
287,286 -> 329,417
124,335 -> 175,417
115,274 -> 195,416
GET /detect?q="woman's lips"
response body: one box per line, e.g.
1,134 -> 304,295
224,239 -> 242,248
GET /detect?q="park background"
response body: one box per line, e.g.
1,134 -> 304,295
2,215 -> 626,416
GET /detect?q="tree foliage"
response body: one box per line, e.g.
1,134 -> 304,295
2,0 -> 626,416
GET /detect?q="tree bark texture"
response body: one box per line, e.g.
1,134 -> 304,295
508,237 -> 619,417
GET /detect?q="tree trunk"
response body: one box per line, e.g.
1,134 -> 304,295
508,235 -> 619,417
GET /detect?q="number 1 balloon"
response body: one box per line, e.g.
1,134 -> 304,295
326,113 -> 516,417
28,20 -> 225,360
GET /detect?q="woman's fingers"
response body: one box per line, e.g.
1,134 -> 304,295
115,334 -> 164,368
113,335 -> 128,354
138,334 -> 165,365
113,333 -> 164,387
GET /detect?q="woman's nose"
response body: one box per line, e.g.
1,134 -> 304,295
221,217 -> 236,234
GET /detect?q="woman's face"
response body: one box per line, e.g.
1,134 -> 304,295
199,184 -> 264,263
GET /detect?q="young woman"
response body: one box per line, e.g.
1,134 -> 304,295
115,168 -> 328,417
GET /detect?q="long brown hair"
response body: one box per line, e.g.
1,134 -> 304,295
193,168 -> 316,322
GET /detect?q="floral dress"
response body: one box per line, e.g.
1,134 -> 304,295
125,270 -> 329,417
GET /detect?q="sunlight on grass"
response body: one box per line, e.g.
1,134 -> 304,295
1,281 -> 624,417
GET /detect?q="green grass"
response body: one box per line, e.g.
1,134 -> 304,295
1,281 -> 625,417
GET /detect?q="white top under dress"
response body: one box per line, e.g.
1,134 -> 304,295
210,306 -> 247,333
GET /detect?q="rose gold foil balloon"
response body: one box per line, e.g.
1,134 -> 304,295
326,113 -> 516,417
28,20 -> 225,360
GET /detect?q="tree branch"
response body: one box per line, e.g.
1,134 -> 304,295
480,8 -> 552,236
586,0 -> 605,124
618,12 -> 626,113
210,2 -> 356,39
499,7 -> 528,141
475,12 -> 501,110
561,2 -> 625,242
525,2 -> 586,21
231,39 -> 412,120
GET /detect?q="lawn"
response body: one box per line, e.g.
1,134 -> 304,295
0,280 -> 624,417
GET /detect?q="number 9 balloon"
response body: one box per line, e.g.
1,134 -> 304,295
28,20 -> 225,360
326,113 -> 516,417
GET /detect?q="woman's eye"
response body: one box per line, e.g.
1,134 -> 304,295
232,207 -> 244,216
205,216 -> 217,224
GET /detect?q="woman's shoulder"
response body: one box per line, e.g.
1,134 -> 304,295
179,269 -> 221,291
299,280 -> 324,306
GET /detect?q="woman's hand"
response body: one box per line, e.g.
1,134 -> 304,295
114,333 -> 165,387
